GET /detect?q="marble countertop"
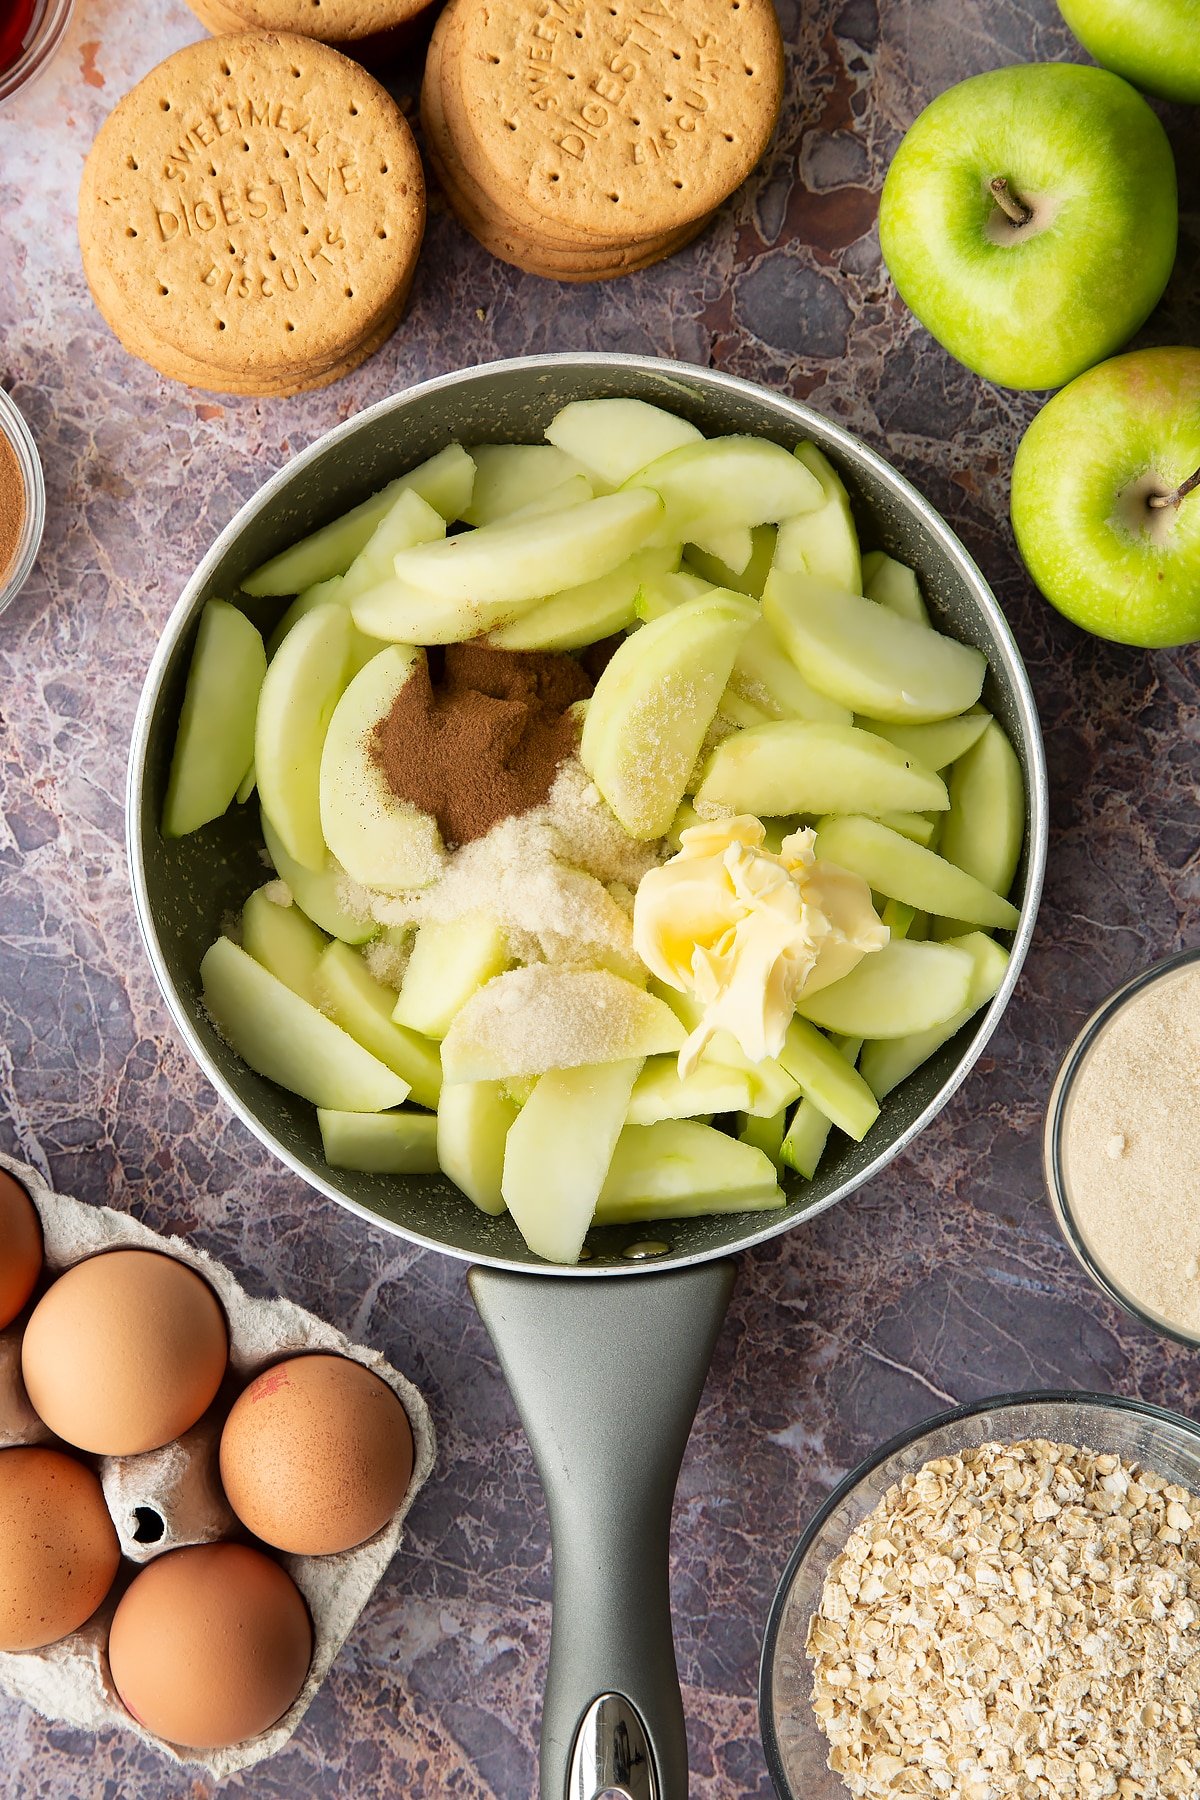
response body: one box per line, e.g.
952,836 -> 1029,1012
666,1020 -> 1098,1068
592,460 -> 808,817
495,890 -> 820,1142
1,0 -> 1197,1794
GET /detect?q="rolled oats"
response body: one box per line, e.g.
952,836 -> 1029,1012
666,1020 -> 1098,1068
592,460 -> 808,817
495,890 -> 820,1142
806,1440 -> 1200,1798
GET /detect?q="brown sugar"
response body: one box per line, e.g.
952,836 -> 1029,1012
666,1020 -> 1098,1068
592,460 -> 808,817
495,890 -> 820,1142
371,643 -> 593,848
0,429 -> 25,583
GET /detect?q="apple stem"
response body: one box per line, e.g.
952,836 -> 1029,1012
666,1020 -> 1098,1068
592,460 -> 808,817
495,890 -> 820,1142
989,176 -> 1032,228
1148,467 -> 1200,510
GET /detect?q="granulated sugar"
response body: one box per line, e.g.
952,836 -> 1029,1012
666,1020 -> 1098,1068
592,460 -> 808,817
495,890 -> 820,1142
370,759 -> 661,977
1062,960 -> 1200,1337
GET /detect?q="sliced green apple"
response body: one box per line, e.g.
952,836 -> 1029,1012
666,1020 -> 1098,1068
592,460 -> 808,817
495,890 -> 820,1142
463,443 -> 591,524
763,569 -> 986,721
878,811 -> 938,847
488,545 -> 680,651
626,436 -> 823,546
695,721 -> 948,817
545,398 -> 702,490
814,815 -> 1020,929
260,808 -> 376,946
318,1108 -> 439,1173
864,712 -> 990,770
779,1036 -> 864,1180
392,916 -> 511,1040
200,936 -> 409,1110
696,525 -> 754,574
314,940 -> 441,1108
594,1121 -> 784,1223
318,647 -> 444,895
794,939 -> 973,1038
254,602 -> 354,869
633,569 -> 714,622
936,720 -> 1025,902
772,442 -> 862,591
502,1058 -> 642,1263
241,885 -> 327,1004
163,601 -> 266,839
436,1080 -> 517,1216
581,590 -> 758,838
859,932 -> 1009,1098
777,1016 -> 880,1141
627,1056 -> 755,1126
241,445 -> 476,596
729,618 -> 853,727
440,966 -> 684,1083
861,550 -> 931,625
684,525 -> 777,597
338,487 -> 447,605
738,1109 -> 788,1169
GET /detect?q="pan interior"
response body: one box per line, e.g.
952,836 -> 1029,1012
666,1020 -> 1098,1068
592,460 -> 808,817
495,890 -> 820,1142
130,356 -> 1045,1275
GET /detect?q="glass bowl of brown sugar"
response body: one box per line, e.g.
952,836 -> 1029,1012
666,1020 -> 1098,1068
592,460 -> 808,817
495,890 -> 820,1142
1044,946 -> 1200,1347
0,388 -> 45,617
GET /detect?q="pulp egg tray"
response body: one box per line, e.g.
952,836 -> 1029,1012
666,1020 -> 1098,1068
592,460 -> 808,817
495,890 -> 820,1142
0,1149 -> 436,1777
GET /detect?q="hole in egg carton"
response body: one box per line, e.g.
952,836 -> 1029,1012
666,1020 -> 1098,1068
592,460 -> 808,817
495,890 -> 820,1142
0,1150 -> 436,1779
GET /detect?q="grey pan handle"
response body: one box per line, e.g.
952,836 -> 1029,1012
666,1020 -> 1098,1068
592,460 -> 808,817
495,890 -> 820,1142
469,1262 -> 736,1800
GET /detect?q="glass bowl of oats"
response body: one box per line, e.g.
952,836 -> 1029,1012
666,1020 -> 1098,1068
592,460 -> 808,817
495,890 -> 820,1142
759,1391 -> 1200,1800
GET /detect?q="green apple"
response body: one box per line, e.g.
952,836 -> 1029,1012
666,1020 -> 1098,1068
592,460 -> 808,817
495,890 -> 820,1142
1011,347 -> 1200,646
1057,0 -> 1200,106
879,63 -> 1177,390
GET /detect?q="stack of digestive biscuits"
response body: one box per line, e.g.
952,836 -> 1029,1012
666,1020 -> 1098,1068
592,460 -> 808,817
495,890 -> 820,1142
78,33 -> 424,396
421,0 -> 784,280
183,0 -> 441,55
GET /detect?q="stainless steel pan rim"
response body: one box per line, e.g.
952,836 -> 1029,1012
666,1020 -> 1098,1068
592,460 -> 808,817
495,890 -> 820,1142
127,351 -> 1048,1278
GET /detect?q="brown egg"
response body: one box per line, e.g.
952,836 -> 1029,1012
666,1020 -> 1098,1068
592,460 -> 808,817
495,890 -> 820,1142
108,1543 -> 312,1749
0,1447 -> 121,1650
0,1170 -> 42,1329
219,1353 -> 414,1555
21,1249 -> 228,1455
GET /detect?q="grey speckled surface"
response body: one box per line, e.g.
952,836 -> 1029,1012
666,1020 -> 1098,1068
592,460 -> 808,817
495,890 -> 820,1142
0,1 -> 1198,1795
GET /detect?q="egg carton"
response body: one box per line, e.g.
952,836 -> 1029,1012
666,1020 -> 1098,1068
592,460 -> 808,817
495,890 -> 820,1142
0,1149 -> 436,1778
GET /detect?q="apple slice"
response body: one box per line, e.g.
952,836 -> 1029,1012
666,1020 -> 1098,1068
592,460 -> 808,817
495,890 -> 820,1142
684,525 -> 776,597
241,885 -> 327,1004
502,1058 -> 642,1264
815,815 -> 1020,929
730,618 -> 853,727
488,545 -> 680,651
878,812 -> 938,847
696,525 -> 754,574
861,551 -> 930,625
200,936 -> 410,1110
627,1056 -> 754,1126
241,445 -> 477,596
162,601 -> 266,838
776,1016 -> 880,1141
260,809 -> 376,946
504,474 -> 594,521
317,1108 -> 439,1173
936,720 -> 1024,902
463,443 -> 591,525
254,602 -> 354,869
633,569 -> 714,622
738,1109 -> 788,1169
338,487 -> 447,606
440,966 -> 684,1083
763,570 -> 986,721
319,647 -> 444,896
860,932 -> 1010,1098
864,712 -> 990,770
794,939 -> 973,1038
545,398 -> 702,489
594,1121 -> 784,1223
695,721 -> 948,816
772,443 -> 862,591
580,590 -> 758,838
626,436 -> 823,545
314,940 -> 441,1109
779,1035 -> 864,1180
392,916 -> 511,1040
236,760 -> 257,805
436,1080 -> 517,1216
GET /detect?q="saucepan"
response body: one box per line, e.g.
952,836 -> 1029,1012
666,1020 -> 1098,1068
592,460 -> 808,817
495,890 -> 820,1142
127,353 -> 1047,1799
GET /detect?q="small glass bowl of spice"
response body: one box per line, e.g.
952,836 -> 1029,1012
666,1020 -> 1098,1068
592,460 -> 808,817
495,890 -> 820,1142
0,388 -> 45,617
760,1390 -> 1200,1800
0,0 -> 74,110
1044,946 -> 1200,1345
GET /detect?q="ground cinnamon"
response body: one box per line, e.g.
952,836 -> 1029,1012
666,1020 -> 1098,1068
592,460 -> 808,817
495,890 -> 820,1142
371,643 -> 593,847
0,429 -> 25,583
